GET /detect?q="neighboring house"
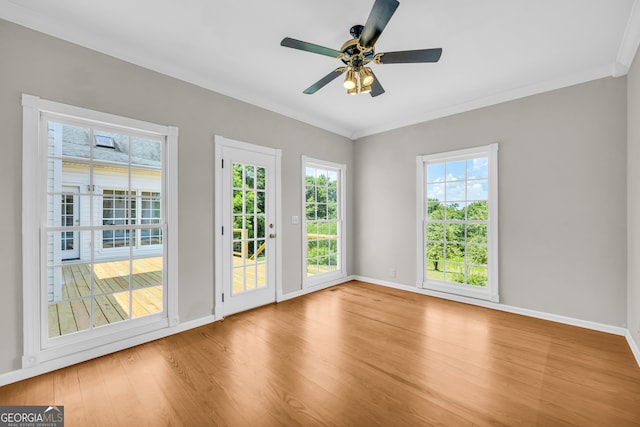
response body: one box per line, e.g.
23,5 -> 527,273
47,121 -> 162,302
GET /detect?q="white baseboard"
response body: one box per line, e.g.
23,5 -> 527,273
0,315 -> 219,387
277,275 -> 355,302
626,330 -> 640,367
354,276 -> 629,337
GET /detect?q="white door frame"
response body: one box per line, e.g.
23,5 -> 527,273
214,135 -> 282,319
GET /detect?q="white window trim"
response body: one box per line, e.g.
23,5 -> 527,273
22,94 -> 179,368
301,156 -> 347,288
416,143 -> 499,302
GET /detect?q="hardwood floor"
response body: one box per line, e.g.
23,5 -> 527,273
2,281 -> 640,426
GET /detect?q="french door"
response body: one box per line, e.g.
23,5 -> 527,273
215,137 -> 281,317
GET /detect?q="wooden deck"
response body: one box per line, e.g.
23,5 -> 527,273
48,257 -> 163,338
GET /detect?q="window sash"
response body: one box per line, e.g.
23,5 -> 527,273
302,157 -> 347,287
416,144 -> 499,302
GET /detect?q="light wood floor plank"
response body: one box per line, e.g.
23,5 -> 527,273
1,281 -> 639,426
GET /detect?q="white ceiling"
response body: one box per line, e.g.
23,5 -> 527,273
1,0 -> 639,139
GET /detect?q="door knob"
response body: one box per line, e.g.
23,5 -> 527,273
269,233 -> 276,238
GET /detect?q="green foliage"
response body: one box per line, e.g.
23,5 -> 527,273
306,168 -> 340,275
233,163 -> 266,258
425,198 -> 489,287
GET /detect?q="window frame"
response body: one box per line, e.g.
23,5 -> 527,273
22,94 -> 179,368
416,143 -> 499,302
301,156 -> 347,288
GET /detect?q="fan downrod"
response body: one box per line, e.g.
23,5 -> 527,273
349,25 -> 364,39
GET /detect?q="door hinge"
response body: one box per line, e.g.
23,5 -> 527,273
222,159 -> 224,168
222,293 -> 225,303
221,226 -> 224,235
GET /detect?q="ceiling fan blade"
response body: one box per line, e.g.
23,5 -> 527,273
281,37 -> 342,58
359,0 -> 400,49
377,48 -> 443,64
303,69 -> 346,94
369,70 -> 385,97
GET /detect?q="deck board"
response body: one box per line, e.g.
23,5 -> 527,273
48,257 -> 163,338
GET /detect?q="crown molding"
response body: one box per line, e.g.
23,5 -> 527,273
615,0 -> 640,76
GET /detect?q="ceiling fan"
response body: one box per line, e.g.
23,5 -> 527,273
280,0 -> 442,97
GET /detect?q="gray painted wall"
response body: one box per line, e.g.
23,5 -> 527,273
0,19 -> 353,374
628,50 -> 640,346
354,77 -> 628,327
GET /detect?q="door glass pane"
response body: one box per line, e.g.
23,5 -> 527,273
232,162 -> 267,295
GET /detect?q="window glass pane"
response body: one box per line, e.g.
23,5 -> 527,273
92,130 -> 129,166
245,165 -> 255,189
58,159 -> 90,192
94,260 -> 130,295
256,167 -> 266,190
317,203 -> 327,219
467,224 -> 487,244
445,223 -> 465,243
233,190 -> 243,214
244,190 -> 255,214
446,161 -> 466,181
426,183 -> 444,201
467,179 -> 488,201
426,241 -> 444,261
256,215 -> 266,239
425,262 -> 444,281
467,158 -> 488,179
256,240 -> 266,262
327,203 -> 338,220
445,202 -> 465,220
305,167 -> 316,182
445,181 -> 465,201
130,136 -> 162,169
426,163 -> 445,183
316,186 -> 327,204
306,203 -> 316,221
233,163 -> 243,188
427,199 -> 444,220
93,294 -> 128,328
307,222 -> 318,236
468,244 -> 488,266
53,122 -> 91,158
256,191 -> 265,213
48,297 -> 92,338
327,170 -> 338,186
426,223 -> 444,242
467,201 -> 488,221
306,185 -> 316,203
446,243 -> 464,262
444,263 -> 464,283
327,185 -> 337,204
467,265 -> 488,287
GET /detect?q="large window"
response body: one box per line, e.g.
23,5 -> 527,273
416,144 -> 499,302
302,157 -> 346,287
22,94 -> 178,368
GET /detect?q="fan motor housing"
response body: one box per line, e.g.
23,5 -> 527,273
340,32 -> 375,66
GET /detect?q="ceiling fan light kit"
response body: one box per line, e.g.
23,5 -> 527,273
280,0 -> 442,97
